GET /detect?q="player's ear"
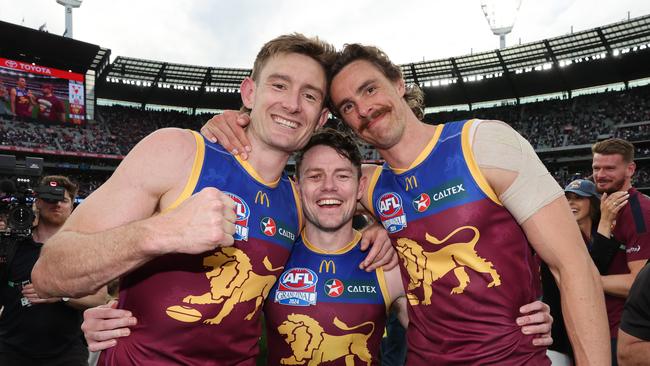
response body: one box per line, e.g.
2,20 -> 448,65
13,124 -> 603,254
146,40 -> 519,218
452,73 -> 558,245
315,108 -> 329,130
241,77 -> 256,110
357,173 -> 368,201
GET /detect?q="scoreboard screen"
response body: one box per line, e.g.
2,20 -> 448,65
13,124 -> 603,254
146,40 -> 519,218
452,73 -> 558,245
0,57 -> 86,124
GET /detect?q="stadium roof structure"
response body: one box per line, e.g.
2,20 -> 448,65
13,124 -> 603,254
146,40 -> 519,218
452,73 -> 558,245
0,20 -> 109,75
95,14 -> 650,111
97,57 -> 247,110
413,13 -> 650,107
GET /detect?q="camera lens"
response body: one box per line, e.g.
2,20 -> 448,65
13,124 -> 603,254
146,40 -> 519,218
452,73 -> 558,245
8,204 -> 34,231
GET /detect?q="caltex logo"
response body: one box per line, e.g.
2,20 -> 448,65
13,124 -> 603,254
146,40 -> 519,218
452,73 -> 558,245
413,193 -> 431,212
260,217 -> 277,236
324,279 -> 344,297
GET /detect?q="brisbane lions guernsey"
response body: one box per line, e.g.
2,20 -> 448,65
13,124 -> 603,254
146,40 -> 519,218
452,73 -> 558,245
265,231 -> 389,365
14,87 -> 32,118
99,131 -> 301,366
367,120 -> 549,365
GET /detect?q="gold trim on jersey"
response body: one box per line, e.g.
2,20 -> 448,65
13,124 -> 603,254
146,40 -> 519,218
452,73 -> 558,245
289,177 -> 304,232
365,165 -> 383,218
234,154 -> 280,188
461,120 -> 502,205
162,130 -> 205,213
390,124 -> 444,174
303,230 -> 362,255
375,266 -> 392,313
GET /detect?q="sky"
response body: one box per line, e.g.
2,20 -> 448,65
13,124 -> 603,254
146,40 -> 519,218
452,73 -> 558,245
2,0 -> 650,69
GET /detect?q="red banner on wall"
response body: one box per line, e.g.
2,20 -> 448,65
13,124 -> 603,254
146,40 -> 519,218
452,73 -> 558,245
0,57 -> 84,82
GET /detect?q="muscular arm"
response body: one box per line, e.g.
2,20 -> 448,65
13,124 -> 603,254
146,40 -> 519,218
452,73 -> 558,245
384,264 -> 408,328
618,330 -> 650,365
476,120 -> 610,365
618,264 -> 650,365
68,286 -> 110,310
32,128 -> 206,298
602,259 -> 647,298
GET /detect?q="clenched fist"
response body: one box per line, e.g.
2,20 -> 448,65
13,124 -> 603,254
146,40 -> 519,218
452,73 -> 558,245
155,187 -> 237,255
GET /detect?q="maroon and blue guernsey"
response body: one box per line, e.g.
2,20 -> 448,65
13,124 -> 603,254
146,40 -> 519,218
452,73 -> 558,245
606,187 -> 650,338
99,131 -> 301,366
367,120 -> 549,365
14,87 -> 32,118
265,231 -> 389,365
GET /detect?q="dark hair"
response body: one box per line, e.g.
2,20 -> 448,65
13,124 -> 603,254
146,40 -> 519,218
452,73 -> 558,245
592,138 -> 634,163
589,196 -> 601,226
328,43 -> 424,120
295,128 -> 362,179
39,175 -> 78,200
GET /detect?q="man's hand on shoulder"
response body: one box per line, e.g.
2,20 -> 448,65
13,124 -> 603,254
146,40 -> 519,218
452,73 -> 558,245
359,223 -> 399,271
200,111 -> 251,159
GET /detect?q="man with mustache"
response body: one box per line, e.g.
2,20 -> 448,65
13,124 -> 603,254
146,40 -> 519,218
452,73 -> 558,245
591,138 -> 650,364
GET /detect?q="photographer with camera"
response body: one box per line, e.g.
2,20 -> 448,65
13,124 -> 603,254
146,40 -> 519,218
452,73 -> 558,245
0,175 -> 108,365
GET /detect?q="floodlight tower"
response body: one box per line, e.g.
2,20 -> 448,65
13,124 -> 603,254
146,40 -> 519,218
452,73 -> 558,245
480,0 -> 522,49
56,0 -> 82,38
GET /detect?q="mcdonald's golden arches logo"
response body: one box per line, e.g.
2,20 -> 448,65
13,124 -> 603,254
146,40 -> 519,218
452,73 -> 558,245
405,176 -> 418,191
319,260 -> 336,274
255,191 -> 270,207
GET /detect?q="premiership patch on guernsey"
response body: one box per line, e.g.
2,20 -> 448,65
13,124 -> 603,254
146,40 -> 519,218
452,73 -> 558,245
275,268 -> 318,306
225,192 -> 250,241
377,192 -> 407,233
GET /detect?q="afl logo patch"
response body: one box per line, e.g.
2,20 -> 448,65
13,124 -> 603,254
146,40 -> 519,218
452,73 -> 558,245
275,268 -> 318,306
376,192 -> 407,233
225,192 -> 250,241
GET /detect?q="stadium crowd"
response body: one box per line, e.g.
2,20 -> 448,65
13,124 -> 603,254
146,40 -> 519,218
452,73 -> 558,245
0,84 -> 649,197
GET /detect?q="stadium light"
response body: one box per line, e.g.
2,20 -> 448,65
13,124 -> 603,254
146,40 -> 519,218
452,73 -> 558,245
56,0 -> 82,38
480,0 -> 522,49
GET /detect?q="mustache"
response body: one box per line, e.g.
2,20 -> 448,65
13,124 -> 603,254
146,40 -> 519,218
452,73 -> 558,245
359,106 -> 391,132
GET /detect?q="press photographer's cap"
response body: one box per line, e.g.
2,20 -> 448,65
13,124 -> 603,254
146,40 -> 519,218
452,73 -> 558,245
564,179 -> 600,199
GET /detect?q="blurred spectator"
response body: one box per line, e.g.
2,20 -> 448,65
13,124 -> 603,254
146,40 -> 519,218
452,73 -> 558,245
0,81 -> 10,116
36,84 -> 65,123
591,138 -> 650,364
10,77 -> 37,119
0,175 -> 108,365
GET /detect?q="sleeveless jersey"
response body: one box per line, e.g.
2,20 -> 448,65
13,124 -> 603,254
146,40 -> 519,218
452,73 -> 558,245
99,131 -> 301,366
367,120 -> 549,365
14,87 -> 32,118
265,231 -> 389,365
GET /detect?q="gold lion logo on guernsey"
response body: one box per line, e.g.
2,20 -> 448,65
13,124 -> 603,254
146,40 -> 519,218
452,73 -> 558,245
278,314 -> 374,365
166,247 -> 283,325
396,226 -> 501,305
